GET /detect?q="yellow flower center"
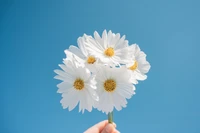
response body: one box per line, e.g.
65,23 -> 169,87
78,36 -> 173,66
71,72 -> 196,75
87,56 -> 96,64
104,47 -> 114,57
73,78 -> 84,90
129,61 -> 138,71
104,79 -> 116,92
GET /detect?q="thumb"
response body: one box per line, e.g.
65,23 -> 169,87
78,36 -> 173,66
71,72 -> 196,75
101,123 -> 115,133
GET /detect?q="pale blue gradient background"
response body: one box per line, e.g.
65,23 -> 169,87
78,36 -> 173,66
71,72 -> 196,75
1,0 -> 200,133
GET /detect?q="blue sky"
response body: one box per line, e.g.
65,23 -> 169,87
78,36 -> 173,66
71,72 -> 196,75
1,0 -> 200,133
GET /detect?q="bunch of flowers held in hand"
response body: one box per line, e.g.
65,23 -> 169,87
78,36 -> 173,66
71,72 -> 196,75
54,30 -> 150,123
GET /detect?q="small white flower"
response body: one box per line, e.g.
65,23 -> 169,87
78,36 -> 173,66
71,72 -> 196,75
94,65 -> 135,114
54,59 -> 98,113
66,34 -> 99,72
126,44 -> 151,84
85,30 -> 131,66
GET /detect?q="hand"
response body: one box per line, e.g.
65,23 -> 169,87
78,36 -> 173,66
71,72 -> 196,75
84,120 -> 120,133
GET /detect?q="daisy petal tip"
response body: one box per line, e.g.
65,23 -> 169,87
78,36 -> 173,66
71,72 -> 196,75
64,49 -> 68,54
133,86 -> 136,90
62,105 -> 67,109
82,109 -> 85,114
53,75 -> 57,79
94,31 -> 98,35
54,70 -> 60,75
88,109 -> 92,113
103,29 -> 107,33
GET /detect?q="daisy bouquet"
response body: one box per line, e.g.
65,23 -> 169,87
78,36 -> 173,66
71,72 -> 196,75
54,30 -> 150,123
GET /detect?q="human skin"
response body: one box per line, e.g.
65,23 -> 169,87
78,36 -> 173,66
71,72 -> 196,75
84,120 -> 120,133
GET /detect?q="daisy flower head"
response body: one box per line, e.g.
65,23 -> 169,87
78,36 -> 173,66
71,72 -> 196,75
85,30 -> 132,66
66,34 -> 99,73
126,44 -> 151,84
54,58 -> 98,113
94,65 -> 135,114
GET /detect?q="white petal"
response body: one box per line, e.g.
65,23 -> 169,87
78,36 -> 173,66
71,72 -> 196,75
139,61 -> 151,74
68,92 -> 79,111
68,45 -> 86,59
110,33 -> 120,47
54,69 -> 67,77
130,75 -> 138,84
64,49 -> 74,60
79,91 -> 87,113
54,75 -> 65,81
62,60 -> 76,74
54,69 -> 74,82
84,89 -> 94,112
102,30 -> 107,41
76,67 -> 90,81
85,40 -> 104,54
115,35 -> 125,49
117,83 -> 133,99
113,92 -> 127,111
135,71 -> 147,80
86,86 -> 99,101
102,30 -> 108,49
107,30 -> 113,45
94,31 -> 101,41
134,44 -> 141,56
99,92 -> 113,114
112,92 -> 122,111
58,64 -> 68,72
61,89 -> 78,109
136,51 -> 147,61
57,82 -> 73,93
77,37 -> 88,56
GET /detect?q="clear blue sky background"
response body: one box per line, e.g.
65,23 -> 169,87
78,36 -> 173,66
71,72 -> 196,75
1,0 -> 200,133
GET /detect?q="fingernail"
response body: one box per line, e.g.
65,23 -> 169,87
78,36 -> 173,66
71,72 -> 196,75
113,122 -> 117,128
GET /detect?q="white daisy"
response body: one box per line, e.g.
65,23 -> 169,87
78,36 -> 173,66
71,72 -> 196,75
94,65 -> 135,114
54,59 -> 98,113
126,44 -> 151,84
66,34 -> 99,72
85,30 -> 131,66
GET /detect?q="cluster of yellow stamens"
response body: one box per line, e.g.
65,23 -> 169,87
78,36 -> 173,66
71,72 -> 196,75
87,56 -> 96,64
104,79 -> 116,92
104,47 -> 114,57
73,78 -> 84,90
129,61 -> 138,71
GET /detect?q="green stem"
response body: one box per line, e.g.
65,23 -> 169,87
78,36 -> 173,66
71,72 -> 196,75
108,111 -> 113,123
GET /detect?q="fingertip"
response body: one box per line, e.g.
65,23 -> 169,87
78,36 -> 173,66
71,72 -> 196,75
113,122 -> 117,128
105,123 -> 115,132
113,129 -> 120,133
95,120 -> 108,132
116,130 -> 120,133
